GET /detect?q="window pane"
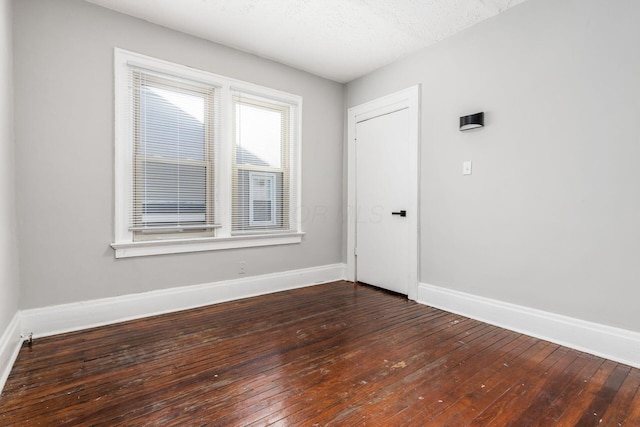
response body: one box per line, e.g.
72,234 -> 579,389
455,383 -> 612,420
235,103 -> 282,168
252,201 -> 272,223
139,161 -> 206,225
139,85 -> 205,161
249,172 -> 276,225
251,175 -> 273,201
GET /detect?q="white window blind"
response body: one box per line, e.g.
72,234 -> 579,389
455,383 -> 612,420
232,93 -> 294,233
128,70 -> 218,239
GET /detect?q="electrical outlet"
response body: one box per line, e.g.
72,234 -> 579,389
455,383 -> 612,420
239,261 -> 246,275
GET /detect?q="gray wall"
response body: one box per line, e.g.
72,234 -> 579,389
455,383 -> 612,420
14,0 -> 344,309
347,0 -> 640,332
0,0 -> 18,333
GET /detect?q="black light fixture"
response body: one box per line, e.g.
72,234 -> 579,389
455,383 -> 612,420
459,112 -> 484,131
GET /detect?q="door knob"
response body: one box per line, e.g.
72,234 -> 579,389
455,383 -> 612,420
391,210 -> 407,217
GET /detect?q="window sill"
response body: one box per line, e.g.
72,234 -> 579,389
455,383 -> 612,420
111,232 -> 305,258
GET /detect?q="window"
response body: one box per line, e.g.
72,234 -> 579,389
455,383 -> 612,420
232,94 -> 290,232
248,172 -> 277,227
113,49 -> 302,258
132,73 -> 216,240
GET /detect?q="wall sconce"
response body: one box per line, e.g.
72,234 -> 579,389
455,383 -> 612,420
459,112 -> 484,131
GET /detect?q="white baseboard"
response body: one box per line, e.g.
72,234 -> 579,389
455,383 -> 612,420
418,282 -> 640,369
0,312 -> 23,395
21,263 -> 346,339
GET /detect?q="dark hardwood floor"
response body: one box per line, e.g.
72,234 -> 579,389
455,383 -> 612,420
1,281 -> 638,426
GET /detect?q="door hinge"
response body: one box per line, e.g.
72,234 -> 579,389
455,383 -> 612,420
354,247 -> 358,256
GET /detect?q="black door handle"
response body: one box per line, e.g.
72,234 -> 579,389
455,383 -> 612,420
392,210 -> 407,217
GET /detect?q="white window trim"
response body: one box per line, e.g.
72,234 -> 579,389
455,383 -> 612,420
112,48 -> 303,258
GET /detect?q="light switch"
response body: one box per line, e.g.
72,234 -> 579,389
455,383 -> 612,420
463,161 -> 472,175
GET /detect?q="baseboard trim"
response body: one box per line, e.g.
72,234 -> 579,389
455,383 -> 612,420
21,263 -> 346,339
418,282 -> 640,369
0,312 -> 23,395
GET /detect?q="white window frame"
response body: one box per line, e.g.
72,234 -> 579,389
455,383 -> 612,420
112,48 -> 303,258
130,72 -> 216,240
248,171 -> 277,227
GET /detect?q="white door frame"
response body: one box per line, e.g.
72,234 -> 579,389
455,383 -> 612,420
347,85 -> 421,300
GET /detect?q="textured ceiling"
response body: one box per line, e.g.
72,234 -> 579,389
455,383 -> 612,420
85,0 -> 528,83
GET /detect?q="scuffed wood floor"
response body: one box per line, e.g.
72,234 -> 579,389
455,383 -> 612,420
1,281 -> 638,426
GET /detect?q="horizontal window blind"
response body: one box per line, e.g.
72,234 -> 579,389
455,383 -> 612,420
128,69 -> 218,238
231,92 -> 294,233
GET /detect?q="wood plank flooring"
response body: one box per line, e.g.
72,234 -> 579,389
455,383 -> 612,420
1,281 -> 638,426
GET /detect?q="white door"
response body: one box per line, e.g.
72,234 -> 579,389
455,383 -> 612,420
356,108 -> 410,294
